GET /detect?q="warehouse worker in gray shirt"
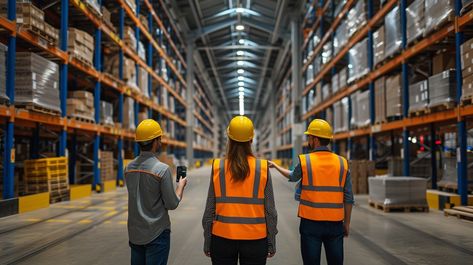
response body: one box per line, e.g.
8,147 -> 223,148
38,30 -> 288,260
125,119 -> 187,265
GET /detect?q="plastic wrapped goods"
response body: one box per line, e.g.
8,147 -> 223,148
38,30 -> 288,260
138,67 -> 149,97
322,41 -> 332,65
322,83 -> 331,101
368,176 -> 428,207
375,77 -> 386,124
334,20 -> 348,55
425,0 -> 454,34
348,38 -> 369,83
350,92 -> 359,128
428,70 -> 456,108
346,0 -> 367,38
15,52 -> 60,113
409,80 -> 429,114
123,97 -> 136,130
305,63 -> 314,86
386,74 -> 402,118
407,0 -> 425,45
373,25 -> 385,66
138,41 -> 145,60
333,97 -> 349,133
101,101 -> 114,126
339,67 -> 347,89
0,43 -> 7,101
463,0 -> 473,15
356,90 -> 370,128
332,73 -> 339,94
384,6 -> 402,58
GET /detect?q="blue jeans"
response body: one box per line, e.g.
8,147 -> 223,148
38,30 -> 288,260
299,218 -> 344,265
129,229 -> 171,265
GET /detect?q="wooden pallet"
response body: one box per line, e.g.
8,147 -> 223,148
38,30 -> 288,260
428,101 -> 455,113
18,23 -> 57,45
69,54 -> 93,68
386,116 -> 402,122
68,114 -> 95,124
369,200 -> 429,213
50,191 -> 70,203
16,103 -> 60,116
444,206 -> 473,222
461,94 -> 473,106
409,107 -> 431,117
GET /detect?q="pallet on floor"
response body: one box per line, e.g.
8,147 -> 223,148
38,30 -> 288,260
444,206 -> 473,222
369,200 -> 429,213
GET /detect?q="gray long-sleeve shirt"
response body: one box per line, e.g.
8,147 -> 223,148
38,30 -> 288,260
125,151 -> 180,245
202,166 -> 278,253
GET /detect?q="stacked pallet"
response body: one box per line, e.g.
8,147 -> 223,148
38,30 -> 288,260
349,160 -> 375,194
138,67 -> 149,97
348,38 -> 369,83
386,74 -> 402,119
101,101 -> 114,127
85,0 -> 101,16
428,69 -> 456,109
100,151 -> 115,182
425,0 -> 454,35
408,80 -> 429,115
461,37 -> 473,102
24,157 -> 69,203
374,77 -> 386,123
67,91 -> 95,122
384,6 -> 401,58
104,54 -> 138,91
15,52 -> 60,114
123,97 -> 136,130
0,2 -> 59,44
373,25 -> 385,66
406,0 -> 425,45
0,43 -> 6,101
102,7 -> 114,31
68,28 -> 94,65
124,26 -> 137,50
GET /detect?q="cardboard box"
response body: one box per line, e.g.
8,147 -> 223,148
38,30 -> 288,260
433,51 -> 456,75
461,37 -> 473,55
462,74 -> 473,99
385,74 -> 402,118
409,80 -> 429,113
375,77 -> 386,123
462,51 -> 473,70
464,66 -> 473,79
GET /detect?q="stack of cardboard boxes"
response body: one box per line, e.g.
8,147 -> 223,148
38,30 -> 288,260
67,91 -> 94,121
349,160 -> 375,194
68,28 -> 94,65
408,80 -> 429,114
101,101 -> 114,127
385,74 -> 402,119
461,38 -> 473,100
100,151 -> 115,183
375,77 -> 386,123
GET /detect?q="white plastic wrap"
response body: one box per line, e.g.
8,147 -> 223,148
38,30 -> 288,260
332,73 -> 339,94
373,25 -> 385,66
322,41 -> 332,65
428,70 -> 456,108
368,176 -> 428,207
356,90 -> 370,128
407,0 -> 425,45
123,97 -> 136,130
15,52 -> 60,112
350,92 -> 359,128
385,6 -> 402,58
138,67 -> 149,97
322,83 -> 331,101
462,0 -> 473,15
409,80 -> 429,113
85,0 -> 102,15
333,97 -> 349,133
348,38 -> 369,83
138,41 -> 145,60
339,67 -> 347,90
425,0 -> 454,34
334,20 -> 348,55
0,43 -> 7,101
346,0 -> 367,38
100,101 -> 114,126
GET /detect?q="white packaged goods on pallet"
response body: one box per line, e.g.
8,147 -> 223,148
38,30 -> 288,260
409,80 -> 429,114
322,41 -> 332,65
386,74 -> 402,118
68,28 -> 94,65
138,67 -> 149,97
322,83 -> 331,101
125,0 -> 136,14
123,97 -> 135,130
385,6 -> 401,58
332,73 -> 339,94
138,41 -> 145,60
368,176 -> 428,207
407,0 -> 425,45
425,0 -> 454,35
305,63 -> 313,85
356,90 -> 370,128
428,70 -> 456,108
339,67 -> 347,89
333,97 -> 349,133
348,38 -> 369,83
334,20 -> 348,55
326,108 -> 334,128
15,52 -> 60,113
350,92 -> 359,128
346,0 -> 366,38
375,77 -> 386,123
100,101 -> 114,126
85,0 -> 101,15
0,43 -> 7,101
373,25 -> 385,66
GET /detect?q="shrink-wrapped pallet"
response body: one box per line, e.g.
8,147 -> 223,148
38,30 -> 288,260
138,67 -> 149,97
334,20 -> 348,55
428,70 -> 456,108
305,63 -> 314,86
386,74 -> 402,118
85,0 -> 101,15
67,91 -> 94,121
385,6 -> 402,58
375,77 -> 386,123
138,41 -> 146,60
346,0 -> 367,37
339,67 -> 347,89
101,101 -> 114,126
332,72 -> 339,94
322,41 -> 332,65
322,83 -> 331,101
124,26 -> 137,49
333,97 -> 349,133
0,43 -> 7,101
348,38 -> 369,83
409,80 -> 429,114
425,0 -> 454,35
407,0 -> 425,45
368,176 -> 428,207
15,52 -> 60,113
373,25 -> 385,66
350,92 -> 359,128
123,97 -> 136,130
356,90 -> 370,128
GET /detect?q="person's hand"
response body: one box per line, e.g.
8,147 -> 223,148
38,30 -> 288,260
204,251 -> 211,257
268,160 -> 276,168
343,222 -> 350,237
268,252 -> 276,258
178,177 -> 188,189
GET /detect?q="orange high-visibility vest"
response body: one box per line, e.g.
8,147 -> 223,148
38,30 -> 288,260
298,151 -> 348,221
212,157 -> 268,240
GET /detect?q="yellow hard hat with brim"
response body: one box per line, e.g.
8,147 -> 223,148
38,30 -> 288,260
135,119 -> 163,142
227,116 -> 254,142
304,119 -> 333,139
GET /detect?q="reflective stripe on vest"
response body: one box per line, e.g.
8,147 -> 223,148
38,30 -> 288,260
212,158 -> 268,240
298,152 -> 348,221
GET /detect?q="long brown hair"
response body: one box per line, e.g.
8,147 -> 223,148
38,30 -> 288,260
226,139 -> 254,182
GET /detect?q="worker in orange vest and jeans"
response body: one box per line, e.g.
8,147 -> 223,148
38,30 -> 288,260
269,119 -> 354,265
202,116 -> 278,265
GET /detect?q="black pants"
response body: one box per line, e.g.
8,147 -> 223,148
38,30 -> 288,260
210,235 -> 268,265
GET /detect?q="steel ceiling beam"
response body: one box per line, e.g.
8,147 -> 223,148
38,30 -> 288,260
196,45 -> 281,50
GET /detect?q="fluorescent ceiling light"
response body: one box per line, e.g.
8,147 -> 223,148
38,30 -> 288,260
239,87 -> 244,92
239,97 -> 245,115
237,69 -> 245,74
238,81 -> 244,86
236,51 -> 244,56
235,8 -> 245,13
237,60 -> 245,66
238,76 -> 244,81
236,24 -> 245,31
239,39 -> 245,44
239,91 -> 244,97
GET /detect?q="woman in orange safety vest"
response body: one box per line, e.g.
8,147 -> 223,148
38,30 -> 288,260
202,115 -> 278,265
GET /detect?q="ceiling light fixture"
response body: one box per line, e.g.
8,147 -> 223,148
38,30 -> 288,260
238,76 -> 244,81
237,69 -> 245,74
239,39 -> 245,44
237,60 -> 244,66
238,81 -> 244,87
239,91 -> 244,97
236,50 -> 244,56
239,97 -> 245,115
239,87 -> 244,92
236,24 -> 245,31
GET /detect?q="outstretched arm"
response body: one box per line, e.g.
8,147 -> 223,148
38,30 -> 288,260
267,161 -> 291,179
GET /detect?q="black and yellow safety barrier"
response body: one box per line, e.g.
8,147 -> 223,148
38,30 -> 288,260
18,192 -> 50,213
427,189 -> 473,210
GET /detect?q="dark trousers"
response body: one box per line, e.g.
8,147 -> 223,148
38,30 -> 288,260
299,218 -> 344,265
210,235 -> 268,265
129,229 -> 171,265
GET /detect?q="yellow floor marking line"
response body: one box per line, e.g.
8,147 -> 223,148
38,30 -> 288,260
104,210 -> 118,217
46,219 -> 71,223
78,219 -> 93,224
25,218 -> 41,222
104,221 -> 112,224
52,205 -> 83,209
118,221 -> 127,225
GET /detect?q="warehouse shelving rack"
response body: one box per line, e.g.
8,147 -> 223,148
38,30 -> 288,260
274,0 -> 473,205
0,0 -> 217,200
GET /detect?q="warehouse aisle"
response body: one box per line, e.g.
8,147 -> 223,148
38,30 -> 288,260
1,166 -> 472,265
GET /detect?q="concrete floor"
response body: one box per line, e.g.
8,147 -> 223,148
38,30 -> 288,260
1,166 -> 472,265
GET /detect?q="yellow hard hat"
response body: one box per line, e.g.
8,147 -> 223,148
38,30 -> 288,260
227,116 -> 254,142
135,119 -> 163,142
304,119 -> 333,139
